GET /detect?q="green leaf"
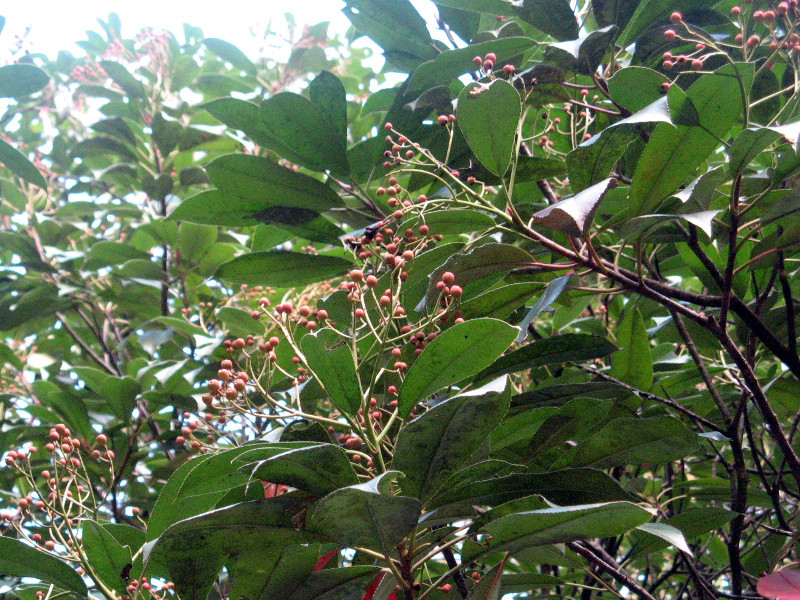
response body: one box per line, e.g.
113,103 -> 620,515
0,137 -> 47,189
99,60 -> 145,98
463,501 -> 653,559
309,471 -> 422,553
259,92 -> 349,176
289,566 -> 381,600
205,154 -> 344,211
553,416 -> 701,468
0,536 -> 87,595
342,0 -> 438,69
477,334 -> 617,381
466,554 -> 509,600
428,467 -> 632,510
543,26 -> 618,76
459,282 -> 543,320
513,0 -> 579,41
69,136 -> 138,162
146,498 -> 320,600
0,63 -> 50,97
301,333 -> 362,416
399,318 -> 518,417
146,442 -> 313,541
82,521 -> 133,595
628,64 -> 747,215
615,210 -> 721,240
309,71 -> 348,152
203,97 -> 276,147
728,127 -> 783,176
0,341 -> 23,370
432,0 -> 515,14
400,209 -> 495,237
516,273 -> 571,342
407,37 -> 535,91
423,243 -> 534,311
394,377 -> 511,501
591,0 -> 639,30
619,0 -> 719,47
635,522 -> 691,555
229,545 -> 319,600
457,79 -> 521,176
607,66 -> 670,113
90,116 -> 137,145
241,443 -> 359,496
215,251 -> 353,288
72,367 -> 139,421
610,307 -> 652,390
203,38 -> 257,75
532,177 -> 616,236
629,508 -> 734,560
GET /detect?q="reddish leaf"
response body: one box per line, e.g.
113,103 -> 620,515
758,570 -> 800,600
363,573 -> 384,600
312,549 -> 340,572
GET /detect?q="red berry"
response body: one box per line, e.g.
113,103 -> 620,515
449,285 -> 463,298
441,271 -> 455,285
669,11 -> 682,23
664,29 -> 676,41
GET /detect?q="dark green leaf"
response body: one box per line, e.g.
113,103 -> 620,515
628,64 -> 747,215
242,443 -> 359,496
543,26 -> 618,76
215,252 -> 353,288
0,63 -> 50,97
90,116 -> 137,145
301,333 -> 362,416
205,154 -> 344,211
532,177 -> 616,236
82,521 -> 133,594
619,0 -> 719,47
607,67 -> 670,112
457,80 -> 521,176
477,334 -> 617,381
0,536 -> 87,595
342,0 -> 438,69
309,472 -> 422,553
513,0 -> 579,41
629,508 -> 734,560
463,502 -> 653,559
229,545 -> 319,600
553,416 -> 701,468
394,377 -> 511,500
69,136 -> 138,162
309,71 -> 348,151
466,554 -> 509,600
399,318 -> 518,417
400,209 -> 495,237
591,0 -> 639,30
428,467 -> 632,510
459,282 -> 543,320
407,37 -> 535,91
515,273 -> 571,342
289,566 -> 381,600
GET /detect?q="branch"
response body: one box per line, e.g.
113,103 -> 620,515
567,541 -> 658,600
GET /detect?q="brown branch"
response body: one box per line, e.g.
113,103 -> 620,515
567,541 -> 658,600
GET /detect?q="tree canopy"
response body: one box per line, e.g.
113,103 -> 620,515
2,2 -> 800,600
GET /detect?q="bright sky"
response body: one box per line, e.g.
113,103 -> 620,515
1,0 -> 439,61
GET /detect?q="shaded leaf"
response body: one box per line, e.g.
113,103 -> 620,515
635,523 -> 691,555
309,472 -> 422,553
242,443 -> 359,497
516,273 -> 571,342
544,26 -> 618,76
82,521 -> 133,594
553,416 -> 700,468
393,377 -> 511,500
478,333 -> 617,381
289,566 -> 382,600
203,38 -> 257,75
512,0 -> 579,41
309,71 -> 348,151
532,177 -> 617,236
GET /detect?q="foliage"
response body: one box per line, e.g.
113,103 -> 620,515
2,2 -> 800,600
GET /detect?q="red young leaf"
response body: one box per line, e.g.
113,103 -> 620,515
758,570 -> 800,600
312,548 -> 340,572
363,573 -> 384,600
